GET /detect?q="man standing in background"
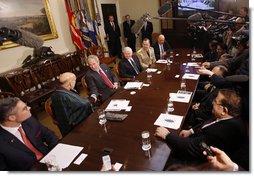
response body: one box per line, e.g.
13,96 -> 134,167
141,19 -> 153,44
104,15 -> 122,59
123,14 -> 136,52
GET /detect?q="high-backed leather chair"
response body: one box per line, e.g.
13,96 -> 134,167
88,46 -> 116,65
113,63 -> 132,86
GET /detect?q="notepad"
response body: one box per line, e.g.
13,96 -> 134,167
154,113 -> 183,130
124,82 -> 143,90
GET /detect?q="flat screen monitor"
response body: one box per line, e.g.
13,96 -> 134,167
178,0 -> 216,16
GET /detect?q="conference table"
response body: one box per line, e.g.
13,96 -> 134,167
32,48 -> 202,171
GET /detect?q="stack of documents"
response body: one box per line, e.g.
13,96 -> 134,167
191,53 -> 203,58
182,73 -> 200,80
156,60 -> 167,64
40,143 -> 84,169
146,68 -> 158,72
169,91 -> 192,103
187,62 -> 200,67
124,82 -> 143,90
105,99 -> 131,111
154,113 -> 183,130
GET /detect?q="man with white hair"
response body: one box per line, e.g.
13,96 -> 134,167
51,72 -> 94,136
118,47 -> 143,79
85,55 -> 119,102
153,34 -> 171,60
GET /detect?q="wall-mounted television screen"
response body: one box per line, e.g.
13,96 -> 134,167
178,0 -> 216,11
177,0 -> 216,16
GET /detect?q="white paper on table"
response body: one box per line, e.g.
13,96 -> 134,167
146,68 -> 158,72
114,162 -> 123,171
105,99 -> 130,111
182,73 -> 200,80
191,53 -> 203,58
73,153 -> 88,165
154,113 -> 183,130
187,62 -> 200,67
169,92 -> 192,103
40,143 -> 83,169
156,60 -> 167,64
142,83 -> 150,87
124,82 -> 143,90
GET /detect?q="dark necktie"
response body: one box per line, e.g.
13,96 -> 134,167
160,44 -> 164,54
99,69 -> 114,89
130,59 -> 140,74
147,51 -> 150,57
18,127 -> 43,160
111,22 -> 115,31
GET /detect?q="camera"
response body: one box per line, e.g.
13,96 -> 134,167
199,141 -> 215,156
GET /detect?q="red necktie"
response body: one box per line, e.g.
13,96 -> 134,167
99,70 -> 114,89
18,127 -> 43,160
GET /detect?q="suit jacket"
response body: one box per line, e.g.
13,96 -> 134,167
118,55 -> 143,78
0,117 -> 58,171
51,87 -> 92,136
165,117 -> 246,164
123,20 -> 135,40
85,64 -> 118,102
153,41 -> 172,60
104,21 -> 121,40
141,21 -> 153,42
136,47 -> 156,69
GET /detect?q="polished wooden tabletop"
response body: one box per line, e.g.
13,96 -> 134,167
32,48 -> 201,171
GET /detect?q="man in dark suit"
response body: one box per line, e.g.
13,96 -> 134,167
51,72 -> 94,136
85,55 -> 119,103
0,97 -> 58,171
153,34 -> 172,60
123,14 -> 136,52
155,89 -> 247,166
118,47 -> 143,79
104,15 -> 122,58
141,19 -> 153,43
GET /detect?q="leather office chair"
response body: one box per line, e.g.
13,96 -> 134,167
0,91 -> 15,99
88,45 -> 116,65
113,63 -> 132,86
44,97 -> 59,126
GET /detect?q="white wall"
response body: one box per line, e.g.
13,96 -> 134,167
0,0 -> 76,73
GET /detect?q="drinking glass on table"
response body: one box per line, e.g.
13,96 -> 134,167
180,78 -> 186,91
97,109 -> 107,125
141,131 -> 152,158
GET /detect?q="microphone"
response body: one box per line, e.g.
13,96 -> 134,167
0,27 -> 44,49
187,13 -> 203,23
131,13 -> 151,35
158,1 -> 172,16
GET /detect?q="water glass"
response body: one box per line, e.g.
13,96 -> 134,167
180,78 -> 186,91
185,66 -> 190,73
141,131 -> 152,158
97,109 -> 107,125
166,57 -> 171,66
147,70 -> 152,84
45,155 -> 62,171
167,98 -> 174,114
169,51 -> 174,63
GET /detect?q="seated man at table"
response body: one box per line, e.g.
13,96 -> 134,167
51,72 -> 94,136
119,47 -> 143,79
0,97 -> 59,171
136,38 -> 156,69
85,55 -> 119,103
153,34 -> 171,60
155,89 -> 247,166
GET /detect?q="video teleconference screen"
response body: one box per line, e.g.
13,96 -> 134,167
178,0 -> 215,11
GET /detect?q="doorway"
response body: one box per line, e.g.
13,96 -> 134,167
101,4 -> 118,26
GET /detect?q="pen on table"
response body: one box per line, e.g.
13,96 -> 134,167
177,96 -> 185,99
165,119 -> 174,123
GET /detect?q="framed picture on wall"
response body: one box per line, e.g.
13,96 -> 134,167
0,0 -> 58,50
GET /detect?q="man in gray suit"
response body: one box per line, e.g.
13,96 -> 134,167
85,55 -> 119,102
